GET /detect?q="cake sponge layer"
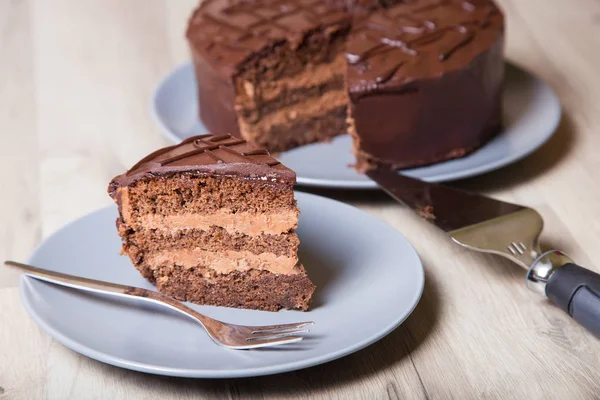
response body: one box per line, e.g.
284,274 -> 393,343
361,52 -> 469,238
117,174 -> 296,227
119,225 -> 299,258
236,53 -> 346,122
137,263 -> 315,311
239,104 -> 347,153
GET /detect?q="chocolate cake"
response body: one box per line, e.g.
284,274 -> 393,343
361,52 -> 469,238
186,0 -> 504,168
108,134 -> 315,311
346,0 -> 504,170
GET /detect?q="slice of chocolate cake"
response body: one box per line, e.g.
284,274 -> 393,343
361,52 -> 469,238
108,134 -> 315,311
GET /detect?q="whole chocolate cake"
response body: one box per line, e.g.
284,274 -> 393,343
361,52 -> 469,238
186,0 -> 505,169
108,134 -> 315,311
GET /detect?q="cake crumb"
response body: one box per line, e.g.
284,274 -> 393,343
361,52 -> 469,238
243,81 -> 254,98
418,205 -> 436,220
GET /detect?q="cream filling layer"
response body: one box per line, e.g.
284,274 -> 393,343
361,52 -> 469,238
244,89 -> 348,133
118,188 -> 297,236
147,248 -> 299,275
136,209 -> 297,236
245,54 -> 346,105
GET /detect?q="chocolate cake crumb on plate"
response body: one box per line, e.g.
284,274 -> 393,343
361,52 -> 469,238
108,134 -> 315,311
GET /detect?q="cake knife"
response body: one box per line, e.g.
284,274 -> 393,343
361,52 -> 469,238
367,168 -> 600,336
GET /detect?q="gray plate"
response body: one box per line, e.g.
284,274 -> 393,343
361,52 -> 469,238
152,63 -> 561,189
20,192 -> 424,378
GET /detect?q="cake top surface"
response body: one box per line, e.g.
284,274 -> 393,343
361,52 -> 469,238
186,0 -> 350,79
109,134 -> 295,192
346,0 -> 504,96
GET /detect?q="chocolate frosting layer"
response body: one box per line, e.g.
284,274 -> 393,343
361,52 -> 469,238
346,0 -> 505,169
109,134 -> 295,194
346,0 -> 504,97
186,0 -> 350,82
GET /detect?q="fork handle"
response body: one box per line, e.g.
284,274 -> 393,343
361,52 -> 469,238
3,260 -> 216,328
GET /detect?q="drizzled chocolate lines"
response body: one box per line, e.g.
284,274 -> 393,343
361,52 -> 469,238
160,135 -> 245,166
439,29 -> 474,60
199,0 -> 346,60
153,134 -> 281,168
347,0 -> 501,84
220,143 -> 282,167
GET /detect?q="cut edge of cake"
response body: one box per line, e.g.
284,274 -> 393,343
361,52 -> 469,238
232,21 -> 352,152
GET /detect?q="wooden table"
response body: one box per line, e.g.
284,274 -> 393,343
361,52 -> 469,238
2,0 -> 600,398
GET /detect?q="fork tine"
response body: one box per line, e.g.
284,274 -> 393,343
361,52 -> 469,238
248,328 -> 311,341
250,321 -> 314,334
236,336 -> 304,349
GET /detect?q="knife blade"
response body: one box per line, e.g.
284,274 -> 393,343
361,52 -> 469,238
367,168 -> 524,233
368,168 -> 600,337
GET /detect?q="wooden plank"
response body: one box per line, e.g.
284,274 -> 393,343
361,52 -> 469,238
0,0 -> 40,289
32,0 -> 172,235
0,288 -> 50,399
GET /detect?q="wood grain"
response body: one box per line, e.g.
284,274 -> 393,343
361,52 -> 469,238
1,0 -> 600,398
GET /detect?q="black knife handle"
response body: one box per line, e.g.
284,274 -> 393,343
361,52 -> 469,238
545,263 -> 600,336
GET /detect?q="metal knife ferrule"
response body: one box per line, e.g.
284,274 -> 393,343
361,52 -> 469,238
526,250 -> 574,295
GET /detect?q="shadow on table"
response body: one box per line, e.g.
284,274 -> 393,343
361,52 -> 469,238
296,111 -> 575,201
108,268 -> 440,397
452,111 -> 575,193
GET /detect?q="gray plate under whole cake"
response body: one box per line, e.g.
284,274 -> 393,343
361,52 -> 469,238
152,63 -> 561,189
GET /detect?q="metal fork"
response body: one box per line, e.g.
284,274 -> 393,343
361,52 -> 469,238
4,261 -> 314,349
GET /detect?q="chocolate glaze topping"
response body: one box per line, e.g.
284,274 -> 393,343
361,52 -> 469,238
347,0 -> 504,169
187,0 -> 350,81
346,0 -> 504,97
109,134 -> 295,194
